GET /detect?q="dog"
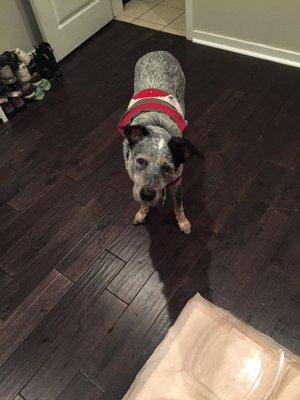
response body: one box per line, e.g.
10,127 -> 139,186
118,51 -> 203,234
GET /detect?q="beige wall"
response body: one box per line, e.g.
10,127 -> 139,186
0,0 -> 42,53
189,0 -> 300,65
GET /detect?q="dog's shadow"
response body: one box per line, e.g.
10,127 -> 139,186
145,157 -> 215,324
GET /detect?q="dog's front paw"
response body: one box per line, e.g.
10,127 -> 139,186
134,211 -> 146,225
178,218 -> 192,235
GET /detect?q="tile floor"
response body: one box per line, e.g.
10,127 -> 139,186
116,0 -> 186,36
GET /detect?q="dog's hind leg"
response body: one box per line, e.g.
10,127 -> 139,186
134,204 -> 149,225
170,183 -> 191,234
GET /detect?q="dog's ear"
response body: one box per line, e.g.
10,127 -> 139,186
124,125 -> 149,146
168,137 -> 204,168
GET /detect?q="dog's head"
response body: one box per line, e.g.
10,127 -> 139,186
124,125 -> 203,206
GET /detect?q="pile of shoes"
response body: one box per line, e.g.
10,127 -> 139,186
0,42 -> 62,119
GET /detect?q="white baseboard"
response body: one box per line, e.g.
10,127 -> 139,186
192,30 -> 300,68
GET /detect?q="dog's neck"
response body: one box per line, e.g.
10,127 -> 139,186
131,111 -> 182,138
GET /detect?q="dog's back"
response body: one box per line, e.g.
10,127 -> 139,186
134,51 -> 185,115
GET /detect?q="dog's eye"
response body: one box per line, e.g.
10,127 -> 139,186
162,165 -> 173,174
136,157 -> 147,167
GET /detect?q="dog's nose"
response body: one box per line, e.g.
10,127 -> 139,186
140,188 -> 156,202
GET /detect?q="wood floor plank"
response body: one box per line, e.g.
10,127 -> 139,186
0,268 -> 11,290
101,274 -> 208,399
0,176 -> 78,257
57,194 -> 136,281
0,251 -> 124,400
7,173 -> 63,211
57,372 -> 103,400
0,270 -> 72,366
272,293 -> 300,355
107,206 -> 167,262
0,165 -> 14,186
107,222 -> 193,304
21,290 -> 126,400
0,196 -> 118,320
1,185 -> 118,278
82,238 -> 207,391
66,108 -> 123,182
65,150 -> 123,205
271,210 -> 300,278
0,194 -> 82,276
237,266 -> 297,334
0,204 -> 19,233
0,129 -> 42,168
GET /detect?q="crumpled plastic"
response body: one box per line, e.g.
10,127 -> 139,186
124,294 -> 300,400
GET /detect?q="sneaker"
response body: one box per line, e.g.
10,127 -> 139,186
36,42 -> 62,78
0,86 -> 16,119
0,51 -> 19,72
33,50 -> 56,83
16,63 -> 31,83
15,49 -> 32,67
39,79 -> 51,92
15,48 -> 32,66
0,65 -> 17,85
30,72 -> 43,86
33,86 -> 45,101
21,83 -> 35,100
27,59 -> 39,75
21,82 -> 45,101
6,88 -> 27,112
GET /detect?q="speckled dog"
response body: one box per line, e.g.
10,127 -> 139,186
118,51 -> 203,234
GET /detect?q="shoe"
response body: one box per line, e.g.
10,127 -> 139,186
21,83 -> 35,100
0,87 -> 16,119
33,51 -> 56,83
35,42 -> 62,79
0,65 -> 17,85
33,86 -> 45,101
30,72 -> 42,86
22,82 -> 45,101
38,78 -> 51,92
16,63 -> 31,83
27,59 -> 39,75
0,51 -> 19,72
38,42 -> 61,72
6,88 -> 27,112
15,48 -> 32,66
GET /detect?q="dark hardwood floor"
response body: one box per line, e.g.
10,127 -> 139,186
0,20 -> 299,400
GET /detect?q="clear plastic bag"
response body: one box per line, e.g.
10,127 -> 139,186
124,294 -> 300,400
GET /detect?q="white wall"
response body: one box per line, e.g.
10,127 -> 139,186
186,0 -> 300,68
0,0 -> 42,53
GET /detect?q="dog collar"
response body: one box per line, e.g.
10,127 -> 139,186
118,88 -> 188,136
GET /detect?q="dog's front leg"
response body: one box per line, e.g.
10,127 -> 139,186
134,204 -> 149,225
170,183 -> 191,234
